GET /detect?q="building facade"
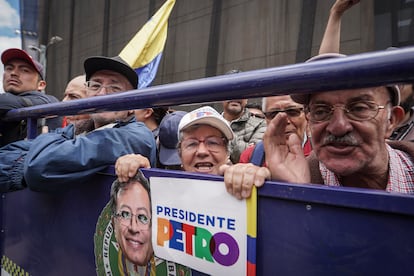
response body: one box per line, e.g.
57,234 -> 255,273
31,0 -> 413,101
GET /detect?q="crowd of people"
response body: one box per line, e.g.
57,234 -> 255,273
1,0 -> 414,273
0,54 -> 156,192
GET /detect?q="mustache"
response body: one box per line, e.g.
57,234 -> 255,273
321,134 -> 359,146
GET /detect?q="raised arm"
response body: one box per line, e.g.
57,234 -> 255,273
319,0 -> 360,54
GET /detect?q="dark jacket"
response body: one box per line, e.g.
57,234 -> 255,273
0,117 -> 156,193
0,91 -> 61,146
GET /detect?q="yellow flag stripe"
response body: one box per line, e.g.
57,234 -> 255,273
246,186 -> 257,238
119,0 -> 176,68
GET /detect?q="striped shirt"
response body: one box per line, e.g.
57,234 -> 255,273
319,144 -> 414,194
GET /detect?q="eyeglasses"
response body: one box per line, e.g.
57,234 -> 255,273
264,107 -> 304,120
85,80 -> 124,96
114,210 -> 151,230
306,101 -> 386,123
180,136 -> 227,153
250,113 -> 265,119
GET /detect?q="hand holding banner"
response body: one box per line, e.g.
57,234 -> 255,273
145,169 -> 257,276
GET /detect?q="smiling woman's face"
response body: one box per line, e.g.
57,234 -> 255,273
179,124 -> 229,175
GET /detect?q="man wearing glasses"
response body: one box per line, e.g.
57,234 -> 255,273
0,56 -> 156,193
107,171 -> 191,275
239,95 -> 311,165
222,54 -> 414,200
108,171 -> 154,273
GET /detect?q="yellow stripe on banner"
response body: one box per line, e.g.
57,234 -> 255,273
246,186 -> 257,238
119,0 -> 176,68
1,255 -> 29,276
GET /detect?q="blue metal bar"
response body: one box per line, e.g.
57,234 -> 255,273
142,168 -> 414,216
26,118 -> 38,139
4,47 -> 414,122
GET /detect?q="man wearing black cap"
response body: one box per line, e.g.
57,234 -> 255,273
0,48 -> 60,146
0,55 -> 156,193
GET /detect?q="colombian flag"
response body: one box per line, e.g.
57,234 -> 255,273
119,0 -> 175,89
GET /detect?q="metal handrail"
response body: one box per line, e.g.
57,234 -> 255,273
4,47 -> 414,127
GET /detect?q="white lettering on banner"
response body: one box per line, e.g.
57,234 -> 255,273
156,205 -> 236,230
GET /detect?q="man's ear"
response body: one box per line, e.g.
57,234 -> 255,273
144,108 -> 154,119
386,105 -> 405,137
37,80 -> 46,91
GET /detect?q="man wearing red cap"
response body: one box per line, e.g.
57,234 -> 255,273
0,48 -> 60,146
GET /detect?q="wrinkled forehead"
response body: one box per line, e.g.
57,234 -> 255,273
90,70 -> 132,87
266,95 -> 303,109
309,87 -> 390,105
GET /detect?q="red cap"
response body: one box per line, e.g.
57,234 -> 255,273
1,48 -> 44,79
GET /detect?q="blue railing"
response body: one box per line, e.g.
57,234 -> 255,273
4,47 -> 414,138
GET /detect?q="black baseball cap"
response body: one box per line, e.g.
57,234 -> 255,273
84,56 -> 138,89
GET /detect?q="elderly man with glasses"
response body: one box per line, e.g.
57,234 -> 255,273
221,54 -> 414,199
239,95 -> 312,165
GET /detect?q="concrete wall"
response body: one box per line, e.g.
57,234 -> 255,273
38,0 -> 373,103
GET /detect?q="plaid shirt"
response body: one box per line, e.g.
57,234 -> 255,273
320,144 -> 414,194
